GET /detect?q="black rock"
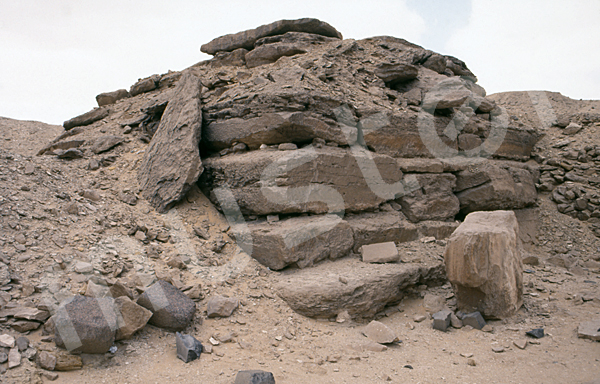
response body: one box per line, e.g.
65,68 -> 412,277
176,332 -> 203,363
16,337 -> 29,352
234,370 -> 276,384
462,312 -> 486,330
432,310 -> 452,332
136,280 -> 196,331
526,328 -> 544,339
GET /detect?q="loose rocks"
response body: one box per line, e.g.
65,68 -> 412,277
363,320 -> 399,344
577,321 -> 600,341
461,312 -> 486,330
233,370 -> 276,384
360,242 -> 399,263
206,295 -> 239,318
176,332 -> 203,363
432,310 -> 452,332
136,280 -> 196,331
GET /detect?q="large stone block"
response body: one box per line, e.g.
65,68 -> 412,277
275,256 -> 444,319
455,162 -> 537,214
444,210 -> 524,318
203,112 -> 355,151
493,127 -> 541,161
398,173 -> 460,222
247,215 -> 353,270
346,212 -> 418,252
200,146 -> 403,216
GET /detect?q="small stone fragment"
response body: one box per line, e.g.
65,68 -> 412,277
414,315 -> 427,323
206,295 -> 239,318
42,371 -> 59,381
16,336 -> 29,351
467,359 -> 476,366
8,347 -> 21,368
0,352 -> 6,363
278,143 -> 297,151
462,312 -> 486,330
234,370 -> 276,384
513,340 -> 527,350
450,313 -> 463,328
54,352 -> 83,371
526,328 -> 544,339
492,346 -> 505,353
38,351 -> 57,371
0,334 -> 15,348
432,310 -> 452,332
176,332 -> 203,363
363,320 -> 399,344
360,242 -> 399,264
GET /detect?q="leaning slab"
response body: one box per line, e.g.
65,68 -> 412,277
137,72 -> 203,212
63,107 -> 109,131
201,18 -> 342,54
444,210 -> 523,318
275,256 -> 444,319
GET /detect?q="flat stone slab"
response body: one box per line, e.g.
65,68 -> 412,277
201,18 -> 342,54
275,256 -> 444,319
578,320 -> 600,341
360,242 -> 399,263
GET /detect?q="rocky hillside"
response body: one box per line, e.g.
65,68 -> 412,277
0,18 -> 598,383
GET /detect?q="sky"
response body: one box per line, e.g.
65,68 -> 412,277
1,0 -> 599,125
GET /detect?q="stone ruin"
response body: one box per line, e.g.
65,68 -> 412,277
54,18 -> 541,321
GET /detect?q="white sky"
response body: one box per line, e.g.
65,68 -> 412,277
1,0 -> 598,125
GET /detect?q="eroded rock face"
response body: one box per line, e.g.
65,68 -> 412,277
247,215 -> 354,270
444,210 -> 524,319
455,162 -> 537,214
136,280 -> 196,331
399,173 -> 460,222
200,18 -> 343,54
200,146 -> 403,216
137,72 -> 203,212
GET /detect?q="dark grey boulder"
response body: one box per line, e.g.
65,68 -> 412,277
136,280 -> 196,331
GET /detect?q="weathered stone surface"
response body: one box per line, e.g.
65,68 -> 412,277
234,370 -> 276,384
493,127 -> 541,160
462,311 -> 486,330
13,307 -> 50,322
0,334 -> 15,348
416,221 -> 459,240
91,135 -> 123,154
455,163 -> 537,214
52,296 -> 117,354
137,72 -> 203,213
444,211 -> 524,318
363,320 -> 399,343
201,18 -> 342,54
203,112 -> 356,151
432,310 -> 452,331
38,139 -> 85,156
361,110 -> 457,158
360,242 -> 399,263
8,347 -> 20,369
176,332 -> 203,363
347,212 -> 418,252
201,146 -> 402,216
275,257 -> 444,319
210,48 -> 249,67
15,336 -> 29,352
96,89 -> 130,107
375,63 -> 419,85
422,77 -> 474,110
246,43 -> 306,68
130,75 -> 160,96
54,352 -> 82,371
423,293 -> 446,313
206,295 -> 239,318
136,280 -> 196,331
398,173 -> 460,222
11,320 -> 41,332
109,281 -> 134,299
63,107 -> 108,130
247,215 -> 353,270
38,351 -> 56,371
0,262 -> 10,286
577,319 -> 600,341
398,158 -> 444,173
114,296 -> 153,341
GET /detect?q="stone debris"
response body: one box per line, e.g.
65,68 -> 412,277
526,328 -> 545,339
114,296 -> 153,340
176,332 -> 204,363
577,320 -> 600,341
432,310 -> 452,332
461,312 -> 486,330
206,295 -> 239,318
234,370 -> 276,384
38,351 -> 57,371
0,334 -> 15,348
136,280 -> 196,331
363,320 -> 399,344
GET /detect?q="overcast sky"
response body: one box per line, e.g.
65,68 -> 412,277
1,0 -> 598,125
